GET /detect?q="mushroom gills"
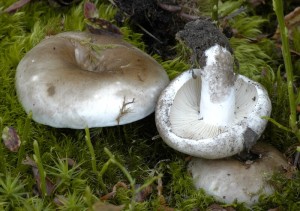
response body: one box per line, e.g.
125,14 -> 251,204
169,76 -> 258,140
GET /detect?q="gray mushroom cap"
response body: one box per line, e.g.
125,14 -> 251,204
188,143 -> 288,205
155,70 -> 271,159
16,31 -> 169,128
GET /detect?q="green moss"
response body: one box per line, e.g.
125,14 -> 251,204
229,14 -> 267,39
231,37 -> 272,78
216,0 -> 243,18
0,0 -> 300,210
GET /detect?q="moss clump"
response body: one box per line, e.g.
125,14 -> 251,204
1,0 -> 300,210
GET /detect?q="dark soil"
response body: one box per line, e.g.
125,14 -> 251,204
176,18 -> 232,68
114,0 -> 188,59
113,0 -> 233,65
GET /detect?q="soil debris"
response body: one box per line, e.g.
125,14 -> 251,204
113,0 -> 187,58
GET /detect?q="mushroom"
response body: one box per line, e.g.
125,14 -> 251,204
188,143 -> 288,206
155,66 -> 271,159
155,20 -> 271,159
155,19 -> 286,205
16,31 -> 169,128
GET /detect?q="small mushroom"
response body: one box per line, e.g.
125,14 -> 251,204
155,20 -> 271,159
16,31 -> 169,128
188,143 -> 289,206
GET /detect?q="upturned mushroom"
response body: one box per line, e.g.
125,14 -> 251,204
155,19 -> 271,159
155,19 -> 287,206
16,31 -> 169,128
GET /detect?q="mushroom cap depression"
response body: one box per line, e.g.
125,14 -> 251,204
155,70 -> 271,159
16,32 -> 169,128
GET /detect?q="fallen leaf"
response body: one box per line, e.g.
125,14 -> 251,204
86,18 -> 122,36
4,0 -> 31,13
273,7 -> 300,41
156,178 -> 175,211
61,158 -> 77,167
32,167 -> 55,196
84,1 -> 99,19
22,156 -> 55,196
157,195 -> 174,211
134,184 -> 153,202
83,1 -> 122,36
2,126 -> 21,152
283,7 -> 300,28
100,181 -> 128,200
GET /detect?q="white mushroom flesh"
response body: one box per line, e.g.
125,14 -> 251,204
198,45 -> 236,127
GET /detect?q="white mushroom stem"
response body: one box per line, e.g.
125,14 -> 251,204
198,44 -> 236,127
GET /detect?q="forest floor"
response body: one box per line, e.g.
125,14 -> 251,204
1,0 -> 300,210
